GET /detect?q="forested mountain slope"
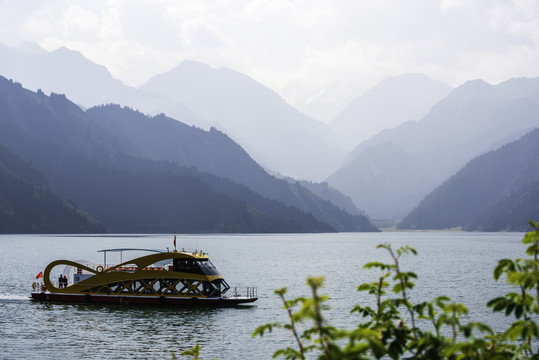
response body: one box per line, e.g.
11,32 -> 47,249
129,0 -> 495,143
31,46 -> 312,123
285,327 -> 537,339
0,143 -> 106,233
141,60 -> 344,181
85,104 -> 376,232
328,77 -> 539,219
468,180 -> 539,232
397,129 -> 539,230
0,76 -> 377,233
86,105 -> 274,195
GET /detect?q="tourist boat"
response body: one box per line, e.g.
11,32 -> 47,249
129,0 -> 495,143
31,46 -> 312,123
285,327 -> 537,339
31,245 -> 257,306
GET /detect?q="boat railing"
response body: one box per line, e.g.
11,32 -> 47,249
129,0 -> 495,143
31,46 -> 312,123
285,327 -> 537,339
226,286 -> 257,299
104,266 -> 169,273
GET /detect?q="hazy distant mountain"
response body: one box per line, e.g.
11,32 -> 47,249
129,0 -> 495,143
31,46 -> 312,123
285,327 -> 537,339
293,180 -> 363,216
0,42 -> 210,129
329,74 -> 452,150
327,77 -> 539,219
282,80 -> 362,122
397,129 -> 539,230
140,60 -> 345,181
0,77 -> 377,232
0,143 -> 107,233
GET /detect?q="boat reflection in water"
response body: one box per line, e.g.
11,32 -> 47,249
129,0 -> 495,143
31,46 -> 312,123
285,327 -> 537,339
31,246 -> 257,307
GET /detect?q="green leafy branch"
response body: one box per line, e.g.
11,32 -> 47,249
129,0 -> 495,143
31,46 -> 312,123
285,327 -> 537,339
182,220 -> 539,359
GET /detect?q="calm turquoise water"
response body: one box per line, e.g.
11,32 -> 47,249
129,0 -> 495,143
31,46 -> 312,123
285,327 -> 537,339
0,232 -> 526,359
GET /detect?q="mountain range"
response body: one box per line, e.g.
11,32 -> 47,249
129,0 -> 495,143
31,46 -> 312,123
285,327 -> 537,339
397,128 -> 539,231
0,76 -> 377,233
328,74 -> 452,150
1,41 -> 538,232
0,42 -> 207,129
0,43 -> 344,181
140,60 -> 344,180
84,104 -> 371,231
327,77 -> 539,220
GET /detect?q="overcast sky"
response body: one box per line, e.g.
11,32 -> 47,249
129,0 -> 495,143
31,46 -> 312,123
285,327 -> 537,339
1,0 -> 539,100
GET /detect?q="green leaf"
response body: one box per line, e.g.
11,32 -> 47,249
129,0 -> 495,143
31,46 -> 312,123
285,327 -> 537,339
487,297 -> 507,312
505,301 -> 516,316
364,261 -> 394,271
252,323 -> 281,337
467,321 -> 494,335
493,259 -> 514,281
522,230 -> 537,244
515,304 -> 524,319
357,283 -> 373,291
505,322 -> 525,342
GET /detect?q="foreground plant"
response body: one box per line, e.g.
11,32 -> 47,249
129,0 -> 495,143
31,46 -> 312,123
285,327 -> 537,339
179,221 -> 539,359
487,220 -> 539,358
253,220 -> 539,359
175,343 -> 217,360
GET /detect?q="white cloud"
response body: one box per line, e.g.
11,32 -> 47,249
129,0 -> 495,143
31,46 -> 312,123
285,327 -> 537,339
1,0 -> 538,97
99,7 -> 122,40
179,18 -> 227,48
63,5 -> 99,36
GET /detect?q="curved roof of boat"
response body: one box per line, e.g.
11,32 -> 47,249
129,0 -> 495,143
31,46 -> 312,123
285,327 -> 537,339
97,248 -> 210,260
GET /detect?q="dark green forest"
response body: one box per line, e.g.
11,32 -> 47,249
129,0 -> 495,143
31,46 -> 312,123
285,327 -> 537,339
467,180 -> 539,231
48,154 -> 332,233
0,144 -> 106,233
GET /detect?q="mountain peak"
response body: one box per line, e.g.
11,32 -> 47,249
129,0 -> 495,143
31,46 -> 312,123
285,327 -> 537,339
169,60 -> 252,84
452,79 -> 492,96
177,59 -> 213,71
50,46 -> 85,59
141,59 -> 344,181
329,73 -> 452,150
376,73 -> 445,87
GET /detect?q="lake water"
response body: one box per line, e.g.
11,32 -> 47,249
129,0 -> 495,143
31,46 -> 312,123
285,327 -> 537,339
0,232 -> 527,359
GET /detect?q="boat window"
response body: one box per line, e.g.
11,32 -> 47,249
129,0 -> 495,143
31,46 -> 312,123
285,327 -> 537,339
173,259 -> 196,272
172,258 -> 220,275
196,260 -> 220,275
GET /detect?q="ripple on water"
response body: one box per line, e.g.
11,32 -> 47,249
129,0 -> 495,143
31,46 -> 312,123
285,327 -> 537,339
0,232 -> 526,359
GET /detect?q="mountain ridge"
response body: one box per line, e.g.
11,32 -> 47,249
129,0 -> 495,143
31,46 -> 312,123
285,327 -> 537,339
327,76 -> 539,219
329,73 -> 452,150
0,76 -> 378,233
0,42 -> 211,129
141,60 -> 345,180
84,103 -> 375,231
397,128 -> 539,230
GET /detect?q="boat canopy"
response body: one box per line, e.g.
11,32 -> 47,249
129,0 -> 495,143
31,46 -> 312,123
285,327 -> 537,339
97,248 -> 165,267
